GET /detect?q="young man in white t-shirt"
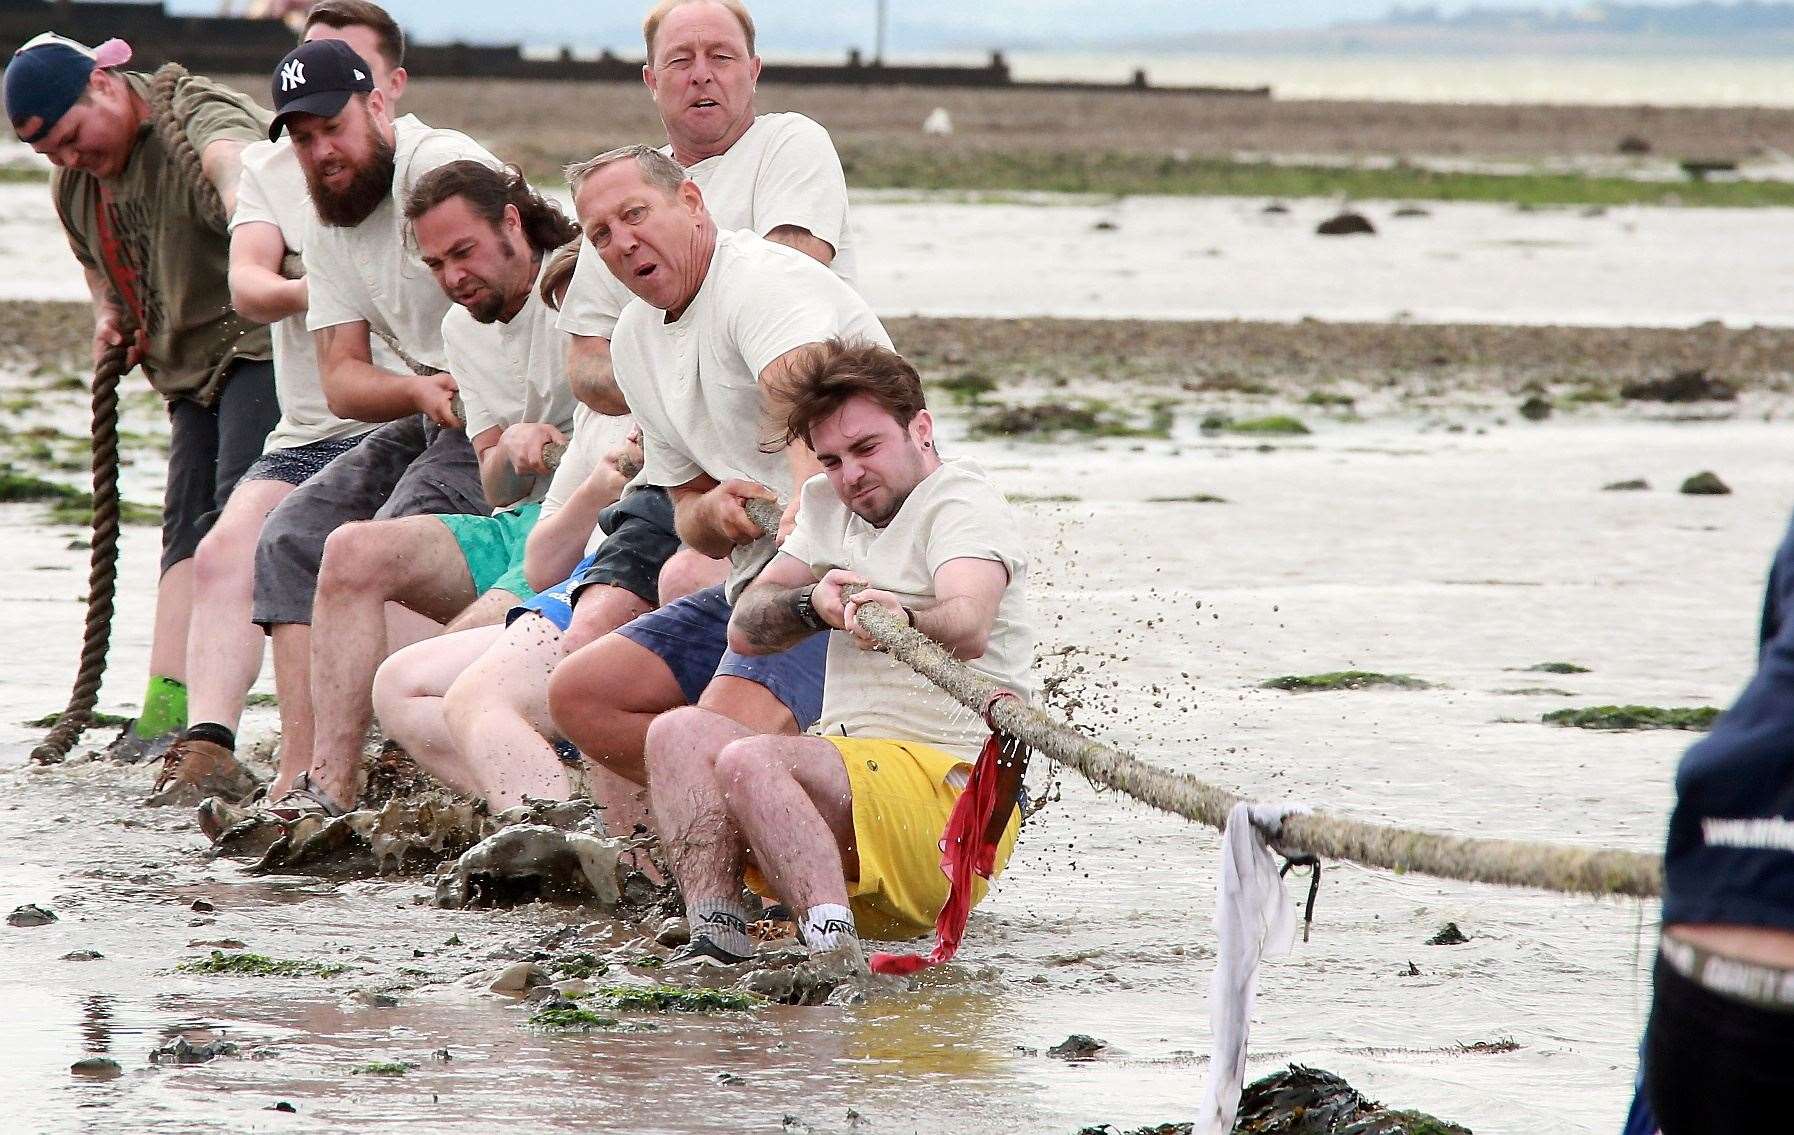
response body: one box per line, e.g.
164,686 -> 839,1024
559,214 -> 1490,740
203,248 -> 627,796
546,145 -> 890,819
234,161 -> 584,824
646,340 -> 1037,967
164,4 -> 408,806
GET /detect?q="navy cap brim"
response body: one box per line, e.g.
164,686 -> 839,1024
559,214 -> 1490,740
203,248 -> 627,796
267,88 -> 353,140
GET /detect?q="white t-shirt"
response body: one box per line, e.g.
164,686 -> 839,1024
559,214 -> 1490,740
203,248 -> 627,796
611,228 -> 889,601
780,459 -> 1037,762
230,139 -> 400,452
557,112 -> 856,342
539,403 -> 636,556
303,114 -> 498,372
440,258 -> 581,505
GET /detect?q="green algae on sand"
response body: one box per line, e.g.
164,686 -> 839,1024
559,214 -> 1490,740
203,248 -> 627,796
1543,705 -> 1720,731
352,1060 -> 417,1076
1201,414 -> 1313,435
177,950 -> 350,978
590,984 -> 763,1014
1520,661 -> 1590,674
1262,671 -> 1432,692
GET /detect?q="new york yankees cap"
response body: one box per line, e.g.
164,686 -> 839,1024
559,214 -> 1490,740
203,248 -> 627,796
268,38 -> 375,141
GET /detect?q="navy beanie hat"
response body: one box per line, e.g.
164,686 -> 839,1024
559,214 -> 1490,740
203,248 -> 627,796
4,33 -> 132,144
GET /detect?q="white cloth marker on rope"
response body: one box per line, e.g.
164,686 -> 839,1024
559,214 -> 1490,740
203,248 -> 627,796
1195,802 -> 1309,1135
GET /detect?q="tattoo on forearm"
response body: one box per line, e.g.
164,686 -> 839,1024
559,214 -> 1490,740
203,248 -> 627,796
735,588 -> 817,652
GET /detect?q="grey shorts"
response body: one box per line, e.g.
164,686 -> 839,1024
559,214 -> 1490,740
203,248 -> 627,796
240,432 -> 373,488
163,358 -> 280,575
251,414 -> 487,627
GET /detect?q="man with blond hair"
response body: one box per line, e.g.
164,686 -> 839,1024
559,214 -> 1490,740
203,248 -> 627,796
373,0 -> 858,830
546,145 -> 891,905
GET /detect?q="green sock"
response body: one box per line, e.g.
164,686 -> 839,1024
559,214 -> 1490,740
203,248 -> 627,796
135,676 -> 187,739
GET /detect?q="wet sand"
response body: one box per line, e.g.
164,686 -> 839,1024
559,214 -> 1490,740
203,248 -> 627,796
8,183 -> 1794,329
2,324 -> 1783,1129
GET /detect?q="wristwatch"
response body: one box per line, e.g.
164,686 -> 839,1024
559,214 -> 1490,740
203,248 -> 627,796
794,584 -> 827,631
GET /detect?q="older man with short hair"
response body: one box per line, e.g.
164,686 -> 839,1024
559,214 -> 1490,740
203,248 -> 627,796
369,0 -> 858,830
547,145 -> 889,835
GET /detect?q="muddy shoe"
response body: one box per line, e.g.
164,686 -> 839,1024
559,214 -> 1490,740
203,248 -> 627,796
147,740 -> 261,808
197,795 -> 260,843
100,721 -> 177,766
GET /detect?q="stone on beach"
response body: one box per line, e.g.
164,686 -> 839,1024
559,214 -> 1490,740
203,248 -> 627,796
1621,369 -> 1736,403
1680,470 -> 1731,495
8,903 -> 56,926
1316,212 -> 1376,236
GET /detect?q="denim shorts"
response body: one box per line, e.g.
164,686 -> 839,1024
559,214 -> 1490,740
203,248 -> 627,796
617,583 -> 827,729
511,550 -> 597,632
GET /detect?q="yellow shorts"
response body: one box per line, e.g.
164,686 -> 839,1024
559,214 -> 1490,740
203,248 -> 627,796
747,736 -> 1020,941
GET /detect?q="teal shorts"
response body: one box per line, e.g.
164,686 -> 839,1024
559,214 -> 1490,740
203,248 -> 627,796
436,502 -> 541,602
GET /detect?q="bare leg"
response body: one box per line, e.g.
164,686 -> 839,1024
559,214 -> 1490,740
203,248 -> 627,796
268,623 -> 313,797
548,633 -> 685,786
184,479 -> 293,731
642,707 -> 757,907
657,549 -> 729,607
147,559 -> 194,683
699,675 -> 801,736
304,516 -> 477,809
715,734 -> 857,914
373,623 -> 504,786
440,585 -> 655,817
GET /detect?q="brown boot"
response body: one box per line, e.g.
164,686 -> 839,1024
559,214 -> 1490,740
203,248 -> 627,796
147,739 -> 261,808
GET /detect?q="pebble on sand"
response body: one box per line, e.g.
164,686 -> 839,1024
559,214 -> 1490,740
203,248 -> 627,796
70,1057 -> 122,1079
1048,1034 -> 1108,1060
1519,396 -> 1552,421
8,903 -> 56,926
1427,922 -> 1470,946
1316,212 -> 1376,236
1603,479 -> 1650,492
1681,471 -> 1731,495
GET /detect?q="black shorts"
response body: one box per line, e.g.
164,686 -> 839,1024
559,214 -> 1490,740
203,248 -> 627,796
509,486 -> 680,630
571,486 -> 680,608
162,358 -> 279,574
1646,949 -> 1794,1133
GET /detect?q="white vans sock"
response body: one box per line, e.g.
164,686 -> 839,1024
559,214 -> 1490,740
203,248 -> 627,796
800,903 -> 858,951
688,898 -> 754,959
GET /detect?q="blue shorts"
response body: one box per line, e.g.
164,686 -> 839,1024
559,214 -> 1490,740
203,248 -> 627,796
512,551 -> 595,632
508,488 -> 680,632
617,584 -> 827,729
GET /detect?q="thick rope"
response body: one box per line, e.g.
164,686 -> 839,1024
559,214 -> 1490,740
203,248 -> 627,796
148,65 -> 227,233
32,345 -> 128,764
740,496 -> 1662,899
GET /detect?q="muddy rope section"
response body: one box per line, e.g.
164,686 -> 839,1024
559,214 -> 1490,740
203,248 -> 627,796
741,497 -> 1661,899
31,344 -> 127,764
33,66 -> 223,764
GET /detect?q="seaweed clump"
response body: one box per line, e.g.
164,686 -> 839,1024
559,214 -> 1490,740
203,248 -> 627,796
969,398 -> 1172,440
1543,705 -> 1719,731
592,984 -> 761,1013
177,950 -> 349,978
352,1061 -> 417,1076
1201,414 -> 1311,435
1262,671 -> 1432,692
